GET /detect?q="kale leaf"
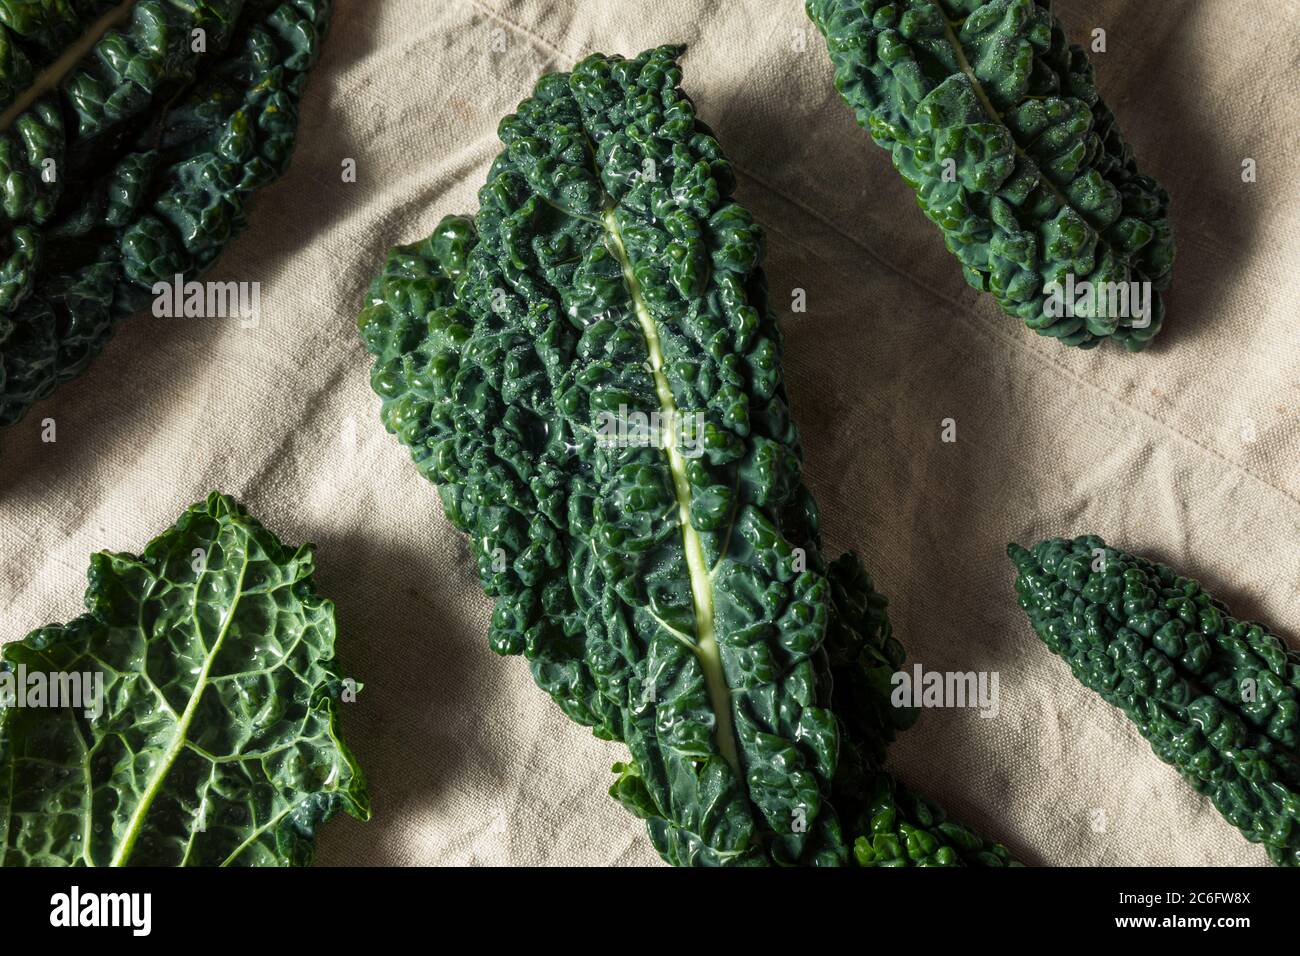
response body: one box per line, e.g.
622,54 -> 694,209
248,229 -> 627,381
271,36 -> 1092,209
360,45 -> 1013,866
1010,537 -> 1300,865
0,0 -> 333,429
808,0 -> 1175,350
0,491 -> 369,866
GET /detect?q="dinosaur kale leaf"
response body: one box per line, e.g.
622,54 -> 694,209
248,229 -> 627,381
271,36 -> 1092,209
0,491 -> 369,866
0,0 -> 333,429
807,0 -> 1174,350
1010,537 -> 1300,865
359,45 -> 1012,866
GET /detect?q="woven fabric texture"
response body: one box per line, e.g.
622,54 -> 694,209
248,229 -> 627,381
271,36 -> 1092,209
1,0 -> 1296,866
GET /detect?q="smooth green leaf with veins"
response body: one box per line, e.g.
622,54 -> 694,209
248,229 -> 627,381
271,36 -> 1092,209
0,492 -> 369,866
359,45 -> 1015,866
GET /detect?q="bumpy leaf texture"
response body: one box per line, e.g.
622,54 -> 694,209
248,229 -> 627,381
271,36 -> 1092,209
0,0 -> 333,428
807,0 -> 1174,350
360,45 -> 1013,866
0,492 -> 369,866
1010,537 -> 1300,865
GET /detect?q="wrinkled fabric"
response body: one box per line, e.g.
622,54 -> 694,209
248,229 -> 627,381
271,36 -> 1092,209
1,0 -> 1295,867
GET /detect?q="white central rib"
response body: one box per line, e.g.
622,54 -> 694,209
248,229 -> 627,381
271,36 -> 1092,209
108,542 -> 250,866
602,208 -> 740,773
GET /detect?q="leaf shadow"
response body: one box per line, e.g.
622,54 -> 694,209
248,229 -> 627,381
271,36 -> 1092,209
1052,0 -> 1263,353
307,528 -> 502,867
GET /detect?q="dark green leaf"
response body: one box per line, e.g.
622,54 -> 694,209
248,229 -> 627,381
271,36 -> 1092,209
0,491 -> 369,866
360,46 -> 1012,867
0,0 -> 333,428
807,0 -> 1175,350
1010,536 -> 1300,865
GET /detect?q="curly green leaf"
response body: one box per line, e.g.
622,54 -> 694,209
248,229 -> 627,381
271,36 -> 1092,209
0,491 -> 369,866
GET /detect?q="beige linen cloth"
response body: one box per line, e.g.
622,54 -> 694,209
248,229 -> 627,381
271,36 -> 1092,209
1,0 -> 1296,866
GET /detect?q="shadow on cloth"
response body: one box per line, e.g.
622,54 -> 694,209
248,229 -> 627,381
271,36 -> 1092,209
309,529 -> 503,866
